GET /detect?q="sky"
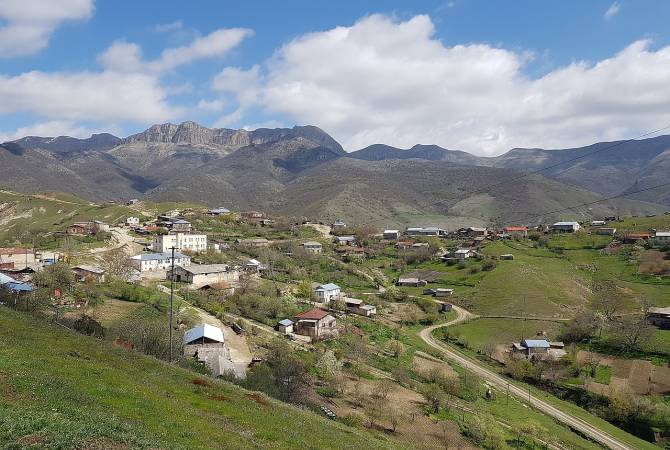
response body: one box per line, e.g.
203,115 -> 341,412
1,0 -> 670,155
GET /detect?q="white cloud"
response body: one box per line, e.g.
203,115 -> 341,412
154,20 -> 183,33
197,98 -> 225,112
211,14 -> 670,155
0,0 -> 93,57
604,2 -> 620,19
99,27 -> 253,73
0,70 -> 180,123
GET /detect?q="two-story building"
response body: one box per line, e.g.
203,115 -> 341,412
152,233 -> 208,253
130,252 -> 191,272
294,308 -> 338,340
314,283 -> 341,303
302,241 -> 323,253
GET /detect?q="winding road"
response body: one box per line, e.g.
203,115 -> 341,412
419,306 -> 633,450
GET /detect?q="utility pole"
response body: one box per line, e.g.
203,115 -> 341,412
169,246 -> 175,363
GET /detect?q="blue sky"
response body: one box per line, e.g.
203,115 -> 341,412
1,0 -> 670,154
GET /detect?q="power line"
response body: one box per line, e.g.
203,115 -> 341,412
427,123 -> 670,209
516,180 -> 670,223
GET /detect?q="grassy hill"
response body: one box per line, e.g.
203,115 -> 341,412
0,307 -> 402,450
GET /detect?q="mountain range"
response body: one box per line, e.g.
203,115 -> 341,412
1,121 -> 667,227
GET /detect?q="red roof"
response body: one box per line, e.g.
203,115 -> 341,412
504,226 -> 528,232
295,308 -> 330,321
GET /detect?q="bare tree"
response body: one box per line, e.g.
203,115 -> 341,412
100,248 -> 134,281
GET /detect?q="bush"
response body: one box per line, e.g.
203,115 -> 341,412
482,260 -> 496,271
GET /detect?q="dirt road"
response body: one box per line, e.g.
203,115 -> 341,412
419,306 -> 633,450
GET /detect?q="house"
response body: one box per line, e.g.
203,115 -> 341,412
208,239 -> 230,253
396,277 -> 427,287
0,248 -> 36,267
655,231 -> 670,244
596,227 -> 617,236
294,308 -> 338,339
395,240 -> 414,249
151,233 -> 208,253
125,199 -> 139,206
344,298 -> 377,317
302,241 -> 323,253
467,227 -> 488,238
621,232 -> 652,243
130,252 -> 191,272
440,302 -> 453,313
332,219 -> 347,229
420,227 -> 446,236
334,235 -> 356,246
314,283 -> 341,303
503,226 -> 528,238
237,238 -> 270,247
198,282 -> 235,295
66,221 -> 109,235
406,227 -> 424,236
126,216 -> 140,226
72,265 -> 105,283
241,211 -> 269,226
242,211 -> 265,219
183,324 -> 245,378
513,339 -> 550,359
454,248 -> 475,260
512,339 -> 566,360
646,307 -> 670,330
0,273 -> 33,293
591,220 -> 606,227
434,288 -> 454,297
551,221 -> 581,233
383,229 -> 400,240
169,264 -> 239,289
277,319 -> 294,334
208,207 -> 231,215
244,258 -> 262,272
500,254 -> 515,260
171,219 -> 192,232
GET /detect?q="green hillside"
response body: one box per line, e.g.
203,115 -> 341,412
0,307 -> 401,450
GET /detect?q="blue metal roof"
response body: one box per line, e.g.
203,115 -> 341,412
523,339 -> 550,348
5,282 -> 33,292
136,252 -> 188,261
278,319 -> 294,326
0,273 -> 17,285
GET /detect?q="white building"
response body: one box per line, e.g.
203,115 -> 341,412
130,252 -> 191,272
314,283 -> 341,303
303,241 -> 323,253
383,229 -> 400,240
126,216 -> 140,226
454,248 -> 475,260
151,233 -> 208,253
551,221 -> 581,233
170,264 -> 239,289
655,231 -> 670,244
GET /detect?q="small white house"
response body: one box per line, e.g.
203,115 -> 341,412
278,319 -> 294,334
334,235 -> 356,245
303,241 -> 323,254
130,252 -> 191,272
655,231 -> 670,244
551,221 -> 581,233
126,216 -> 140,226
454,248 -> 475,260
314,283 -> 341,303
383,229 -> 400,240
591,220 -> 606,227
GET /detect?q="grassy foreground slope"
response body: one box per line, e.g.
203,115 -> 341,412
0,308 -> 400,450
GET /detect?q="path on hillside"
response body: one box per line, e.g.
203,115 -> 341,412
418,306 -> 633,450
86,227 -> 137,256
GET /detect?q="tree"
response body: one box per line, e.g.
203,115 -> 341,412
591,280 -> 625,322
264,339 -> 309,403
561,310 -> 600,343
32,262 -> 75,293
613,315 -> 654,352
385,339 -> 405,359
420,382 -> 444,413
100,248 -> 134,281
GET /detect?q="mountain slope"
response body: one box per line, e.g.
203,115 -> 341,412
0,307 -> 400,450
0,122 -> 667,224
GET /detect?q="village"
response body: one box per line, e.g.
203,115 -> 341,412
1,199 -> 670,449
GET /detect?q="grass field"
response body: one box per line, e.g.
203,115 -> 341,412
447,318 -> 565,351
0,307 -> 402,450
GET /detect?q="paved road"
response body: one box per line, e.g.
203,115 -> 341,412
419,306 -> 633,450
